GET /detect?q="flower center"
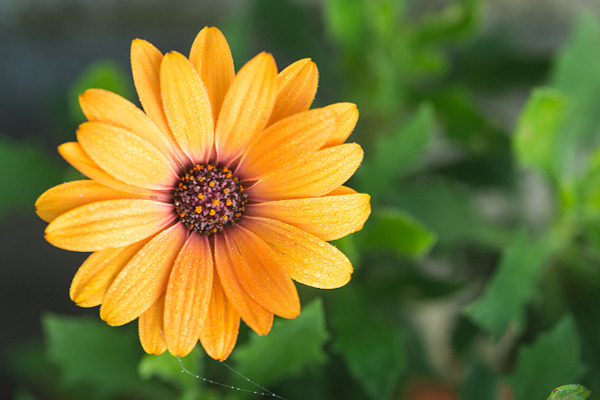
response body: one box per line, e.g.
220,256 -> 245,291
173,164 -> 247,235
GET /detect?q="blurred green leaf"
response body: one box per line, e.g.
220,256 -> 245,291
548,14 -> 600,180
432,87 -> 508,156
505,316 -> 586,400
323,0 -> 364,51
362,208 -> 436,259
547,384 -> 591,400
139,349 -> 204,400
255,0 -> 323,58
414,0 -> 481,44
459,362 -> 498,400
513,87 -> 568,179
232,298 -> 328,387
394,179 -> 507,249
359,103 -> 434,199
0,135 -> 63,218
68,60 -> 134,124
465,230 -> 552,337
43,313 -> 146,400
329,285 -> 405,400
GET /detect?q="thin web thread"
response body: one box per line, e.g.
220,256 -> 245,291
176,356 -> 288,399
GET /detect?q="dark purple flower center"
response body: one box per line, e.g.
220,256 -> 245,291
173,164 -> 247,235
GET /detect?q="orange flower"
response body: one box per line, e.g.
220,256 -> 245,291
35,27 -> 370,360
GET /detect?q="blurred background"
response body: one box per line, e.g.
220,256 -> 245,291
3,0 -> 600,399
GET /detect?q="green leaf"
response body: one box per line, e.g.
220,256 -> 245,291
464,230 -> 551,337
362,208 -> 436,259
505,316 -> 586,400
513,87 -> 568,179
359,103 -> 434,199
323,0 -> 364,51
393,179 -> 508,249
231,298 -> 329,387
0,135 -> 63,218
547,384 -> 591,400
139,349 -> 204,400
68,60 -> 134,124
329,285 -> 405,399
43,313 -> 145,400
459,362 -> 498,400
548,14 -> 600,180
255,0 -> 323,58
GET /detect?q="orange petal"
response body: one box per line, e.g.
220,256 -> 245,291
242,217 -> 353,289
247,193 -> 371,241
236,107 -> 336,180
164,234 -> 213,357
225,226 -> 299,318
45,199 -> 175,252
268,58 -> 318,125
59,142 -> 158,197
327,186 -> 358,196
77,122 -> 177,191
79,89 -> 181,166
161,52 -> 214,164
213,234 -> 274,335
247,143 -> 364,201
189,27 -> 235,121
139,296 -> 167,355
35,180 -> 140,223
199,275 -> 240,361
100,223 -> 188,326
322,103 -> 358,147
131,39 -> 171,139
215,52 -> 277,164
70,239 -> 149,307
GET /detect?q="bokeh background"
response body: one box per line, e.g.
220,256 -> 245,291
3,0 -> 600,399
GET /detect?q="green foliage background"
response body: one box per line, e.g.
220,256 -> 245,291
3,0 -> 600,399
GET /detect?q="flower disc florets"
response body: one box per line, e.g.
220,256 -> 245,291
173,164 -> 247,234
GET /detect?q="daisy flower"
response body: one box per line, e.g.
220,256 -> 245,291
35,27 -> 370,360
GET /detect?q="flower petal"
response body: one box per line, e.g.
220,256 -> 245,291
189,27 -> 235,121
101,223 -> 188,326
225,226 -> 299,318
213,234 -> 274,335
59,142 -> 158,197
164,234 -> 213,357
268,58 -> 318,125
70,239 -> 150,307
45,199 -> 175,252
139,296 -> 167,355
35,180 -> 140,223
215,52 -> 277,164
327,186 -> 358,196
79,89 -> 181,165
161,52 -> 215,164
242,217 -> 353,289
199,276 -> 240,361
237,107 -> 336,180
247,193 -> 371,241
322,102 -> 358,147
131,39 -> 171,139
247,143 -> 364,201
77,122 -> 177,191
